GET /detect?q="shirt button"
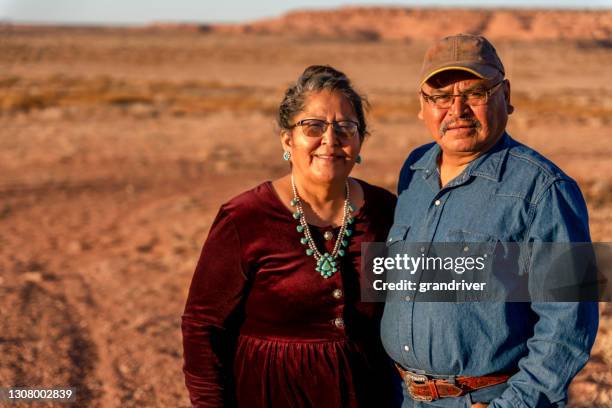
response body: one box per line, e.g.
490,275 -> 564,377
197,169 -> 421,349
405,295 -> 411,301
333,317 -> 345,329
434,199 -> 441,206
403,345 -> 410,352
332,289 -> 343,299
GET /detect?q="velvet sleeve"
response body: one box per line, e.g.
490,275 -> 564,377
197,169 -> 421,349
182,207 -> 249,407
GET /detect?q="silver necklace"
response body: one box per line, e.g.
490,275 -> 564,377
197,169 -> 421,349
290,175 -> 354,278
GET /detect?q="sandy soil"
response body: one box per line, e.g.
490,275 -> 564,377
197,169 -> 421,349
0,20 -> 611,407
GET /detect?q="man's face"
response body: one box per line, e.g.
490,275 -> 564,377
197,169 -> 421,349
418,70 -> 513,157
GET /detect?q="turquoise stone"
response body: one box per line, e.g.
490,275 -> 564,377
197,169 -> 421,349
338,249 -> 345,257
345,229 -> 352,237
297,225 -> 304,233
300,237 -> 309,245
347,217 -> 354,224
293,211 -> 301,219
315,253 -> 338,278
290,198 -> 298,206
306,249 -> 314,256
341,240 -> 348,247
348,204 -> 354,212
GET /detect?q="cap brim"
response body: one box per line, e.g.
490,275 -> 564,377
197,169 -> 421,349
420,64 -> 501,87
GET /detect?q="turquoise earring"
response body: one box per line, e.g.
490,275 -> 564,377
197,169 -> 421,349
356,155 -> 362,164
283,151 -> 291,161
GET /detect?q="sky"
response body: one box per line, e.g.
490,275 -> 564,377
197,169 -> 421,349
1,0 -> 610,25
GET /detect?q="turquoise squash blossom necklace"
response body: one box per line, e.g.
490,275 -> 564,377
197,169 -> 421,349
290,175 -> 354,279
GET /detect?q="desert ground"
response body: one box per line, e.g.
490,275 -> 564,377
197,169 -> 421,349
0,8 -> 611,407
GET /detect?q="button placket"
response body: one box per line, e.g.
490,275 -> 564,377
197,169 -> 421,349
404,184 -> 446,368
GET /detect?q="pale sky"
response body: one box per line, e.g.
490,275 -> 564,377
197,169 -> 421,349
1,0 -> 610,25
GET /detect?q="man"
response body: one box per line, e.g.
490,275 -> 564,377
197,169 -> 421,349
380,34 -> 598,407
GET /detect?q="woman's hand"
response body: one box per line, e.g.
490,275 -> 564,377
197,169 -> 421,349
471,404 -> 488,408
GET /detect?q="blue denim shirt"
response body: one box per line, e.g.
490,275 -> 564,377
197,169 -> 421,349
381,133 -> 599,407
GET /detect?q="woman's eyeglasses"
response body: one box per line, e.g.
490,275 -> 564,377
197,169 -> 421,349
290,119 -> 359,140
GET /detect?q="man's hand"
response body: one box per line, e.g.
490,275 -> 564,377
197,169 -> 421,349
471,404 -> 488,408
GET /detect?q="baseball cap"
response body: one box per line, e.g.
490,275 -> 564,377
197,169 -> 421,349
419,34 -> 505,86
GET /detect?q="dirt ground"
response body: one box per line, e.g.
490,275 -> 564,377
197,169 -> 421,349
0,24 -> 611,407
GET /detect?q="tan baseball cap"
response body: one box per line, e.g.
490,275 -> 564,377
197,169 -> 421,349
419,34 -> 505,86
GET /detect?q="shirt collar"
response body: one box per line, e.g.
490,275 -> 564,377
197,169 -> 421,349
410,132 -> 511,182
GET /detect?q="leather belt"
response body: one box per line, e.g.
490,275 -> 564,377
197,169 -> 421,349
395,364 -> 514,402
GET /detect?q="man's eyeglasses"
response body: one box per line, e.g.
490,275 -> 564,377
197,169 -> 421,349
420,80 -> 505,109
290,119 -> 359,140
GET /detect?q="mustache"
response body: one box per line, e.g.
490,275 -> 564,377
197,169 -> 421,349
439,118 -> 482,136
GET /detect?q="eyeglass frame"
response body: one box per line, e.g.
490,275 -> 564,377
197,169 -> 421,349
289,118 -> 361,139
419,80 -> 506,109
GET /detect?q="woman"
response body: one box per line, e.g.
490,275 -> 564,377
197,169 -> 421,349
182,65 -> 397,407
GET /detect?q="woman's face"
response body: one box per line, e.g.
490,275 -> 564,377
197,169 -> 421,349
282,90 -> 362,186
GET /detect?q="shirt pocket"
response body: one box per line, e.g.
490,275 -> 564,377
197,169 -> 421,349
386,224 -> 410,248
446,230 -> 523,301
445,230 -> 500,301
385,224 -> 411,268
446,229 -> 498,256
382,224 -> 411,298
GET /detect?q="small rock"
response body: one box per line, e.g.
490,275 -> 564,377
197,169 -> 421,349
67,240 -> 82,254
590,180 -> 610,198
214,159 -> 231,173
23,271 -> 43,283
0,204 -> 12,219
136,237 -> 159,253
39,107 -> 64,120
127,103 -> 157,118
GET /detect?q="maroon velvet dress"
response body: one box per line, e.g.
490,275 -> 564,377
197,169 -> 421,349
182,180 -> 397,407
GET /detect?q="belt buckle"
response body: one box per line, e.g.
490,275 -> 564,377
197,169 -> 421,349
404,371 -> 433,402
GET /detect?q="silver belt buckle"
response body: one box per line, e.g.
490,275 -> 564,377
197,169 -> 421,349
404,371 -> 433,402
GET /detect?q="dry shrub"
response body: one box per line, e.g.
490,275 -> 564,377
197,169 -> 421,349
512,91 -> 612,121
1,75 -> 610,124
0,75 -> 279,115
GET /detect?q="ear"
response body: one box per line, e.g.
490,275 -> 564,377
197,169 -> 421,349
504,79 -> 514,115
417,94 -> 425,121
280,129 -> 292,151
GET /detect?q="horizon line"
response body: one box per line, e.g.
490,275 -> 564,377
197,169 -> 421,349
1,4 -> 610,26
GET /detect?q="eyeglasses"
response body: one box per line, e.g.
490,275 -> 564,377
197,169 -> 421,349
420,80 -> 505,109
290,119 -> 359,140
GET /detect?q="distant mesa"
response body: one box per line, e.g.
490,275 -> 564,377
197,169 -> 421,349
208,7 -> 612,41
141,22 -> 212,33
3,7 -> 611,41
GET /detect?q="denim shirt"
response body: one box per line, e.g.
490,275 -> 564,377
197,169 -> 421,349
381,133 -> 599,407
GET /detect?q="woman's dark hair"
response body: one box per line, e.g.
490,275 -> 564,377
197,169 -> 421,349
278,65 -> 369,141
